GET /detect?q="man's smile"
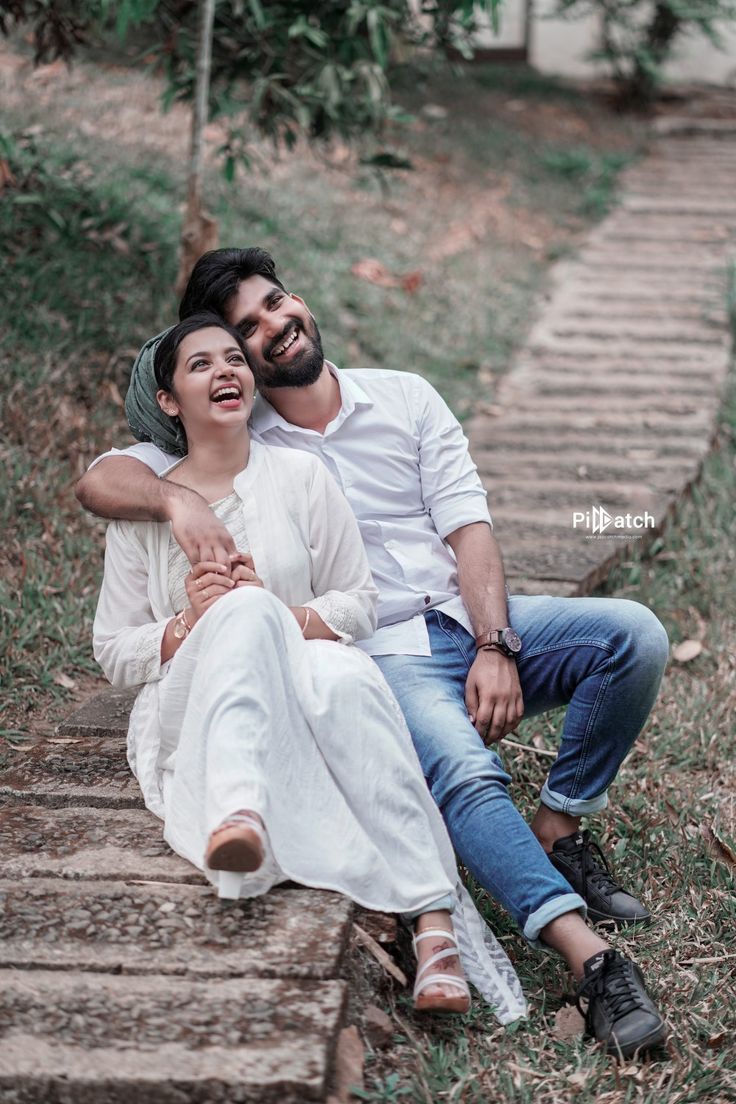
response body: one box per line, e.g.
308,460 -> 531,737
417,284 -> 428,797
269,322 -> 302,361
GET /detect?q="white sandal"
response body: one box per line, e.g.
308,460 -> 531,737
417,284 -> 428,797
412,927 -> 471,1014
205,810 -> 265,872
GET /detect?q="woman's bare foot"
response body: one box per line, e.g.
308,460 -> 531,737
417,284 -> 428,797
413,909 -> 471,1014
205,809 -> 265,872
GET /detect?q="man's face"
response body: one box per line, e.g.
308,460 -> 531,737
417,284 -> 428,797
224,275 -> 324,390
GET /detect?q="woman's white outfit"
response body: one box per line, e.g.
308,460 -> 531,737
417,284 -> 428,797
93,442 -> 526,1023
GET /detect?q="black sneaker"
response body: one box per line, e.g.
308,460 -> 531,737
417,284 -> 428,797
549,829 -> 651,927
576,950 -> 666,1058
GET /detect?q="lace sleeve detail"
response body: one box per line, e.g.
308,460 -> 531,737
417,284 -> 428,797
307,591 -> 365,645
134,620 -> 170,684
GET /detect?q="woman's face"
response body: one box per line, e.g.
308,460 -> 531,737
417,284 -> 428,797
157,326 -> 255,439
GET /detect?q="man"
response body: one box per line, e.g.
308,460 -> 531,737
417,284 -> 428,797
77,247 -> 669,1057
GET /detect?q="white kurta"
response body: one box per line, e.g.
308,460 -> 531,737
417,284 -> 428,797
93,442 -> 526,1022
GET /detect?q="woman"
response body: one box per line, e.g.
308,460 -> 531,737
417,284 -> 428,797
93,313 -> 525,1021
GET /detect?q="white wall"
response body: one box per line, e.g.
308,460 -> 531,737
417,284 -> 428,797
479,0 -> 736,86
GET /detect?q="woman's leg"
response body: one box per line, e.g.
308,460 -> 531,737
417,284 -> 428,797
411,905 -> 470,1013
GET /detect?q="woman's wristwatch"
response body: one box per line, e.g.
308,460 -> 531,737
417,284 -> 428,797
173,608 -> 192,641
475,627 -> 522,658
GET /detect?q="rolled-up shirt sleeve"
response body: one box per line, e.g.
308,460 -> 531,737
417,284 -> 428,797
413,375 -> 493,540
87,442 -> 174,474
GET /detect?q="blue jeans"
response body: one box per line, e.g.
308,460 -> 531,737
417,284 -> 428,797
373,596 -> 669,943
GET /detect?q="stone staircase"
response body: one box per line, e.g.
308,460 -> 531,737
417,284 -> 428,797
0,691 -> 356,1103
472,123 -> 736,597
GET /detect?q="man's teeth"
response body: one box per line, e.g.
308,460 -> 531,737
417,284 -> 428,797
211,386 -> 240,402
273,329 -> 298,357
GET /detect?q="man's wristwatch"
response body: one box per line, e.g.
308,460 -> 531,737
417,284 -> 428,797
173,609 -> 192,641
475,627 -> 522,658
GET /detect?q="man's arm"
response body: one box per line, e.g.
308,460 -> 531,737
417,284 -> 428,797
75,457 -> 236,566
445,522 -> 524,744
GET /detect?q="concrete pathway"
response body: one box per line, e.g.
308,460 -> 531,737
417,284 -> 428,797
469,123 -> 735,597
1,124 -> 734,1102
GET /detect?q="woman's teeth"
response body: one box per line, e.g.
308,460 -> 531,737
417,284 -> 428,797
211,386 -> 241,402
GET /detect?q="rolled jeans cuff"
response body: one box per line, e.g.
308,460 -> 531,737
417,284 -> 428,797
540,781 -> 609,816
400,893 -> 455,924
523,893 -> 587,947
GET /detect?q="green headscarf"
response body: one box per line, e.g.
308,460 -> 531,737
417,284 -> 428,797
124,326 -> 188,458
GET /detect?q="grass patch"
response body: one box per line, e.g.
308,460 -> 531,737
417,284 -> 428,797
0,129 -> 181,731
542,147 -> 635,217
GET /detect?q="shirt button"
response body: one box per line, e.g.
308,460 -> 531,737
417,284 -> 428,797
424,595 -> 431,605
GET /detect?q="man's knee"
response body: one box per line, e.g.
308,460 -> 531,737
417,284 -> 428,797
614,600 -> 669,677
427,742 -> 513,811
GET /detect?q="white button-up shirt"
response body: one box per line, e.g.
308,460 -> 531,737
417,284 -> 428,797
96,365 -> 493,655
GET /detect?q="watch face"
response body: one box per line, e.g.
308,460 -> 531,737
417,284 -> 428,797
503,628 -> 522,654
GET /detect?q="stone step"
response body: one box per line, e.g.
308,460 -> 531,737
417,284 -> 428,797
479,458 -> 698,495
0,879 -> 351,981
0,805 -> 202,884
542,321 -> 726,345
621,198 -> 736,216
56,688 -> 136,740
505,577 -> 580,597
518,353 -> 728,376
0,736 -> 142,809
529,337 -> 729,361
474,410 -> 712,434
551,299 -> 727,322
509,372 -> 717,395
470,428 -> 710,459
487,481 -> 664,518
0,970 -> 346,1104
500,538 -> 633,587
495,394 -> 717,417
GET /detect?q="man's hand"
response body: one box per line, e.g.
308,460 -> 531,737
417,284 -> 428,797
167,489 -> 237,567
229,552 -> 264,589
465,649 -> 524,743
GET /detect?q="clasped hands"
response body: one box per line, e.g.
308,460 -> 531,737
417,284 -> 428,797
184,552 -> 263,624
465,648 -> 524,745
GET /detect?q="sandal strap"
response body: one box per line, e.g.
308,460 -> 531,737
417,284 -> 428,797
413,972 -> 470,999
211,811 -> 263,838
415,945 -> 463,984
412,928 -> 459,951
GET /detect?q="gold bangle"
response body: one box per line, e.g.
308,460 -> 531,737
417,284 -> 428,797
301,608 -> 311,637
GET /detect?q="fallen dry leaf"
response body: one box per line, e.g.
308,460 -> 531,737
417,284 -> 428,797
672,639 -> 703,663
554,1003 -> 585,1042
53,673 -> 76,690
350,258 -> 398,287
701,823 -> 736,869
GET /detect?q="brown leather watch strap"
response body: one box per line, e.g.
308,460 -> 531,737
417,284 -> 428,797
475,630 -> 504,650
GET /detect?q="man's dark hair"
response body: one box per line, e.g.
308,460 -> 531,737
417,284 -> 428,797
154,311 -> 247,394
179,247 -> 286,321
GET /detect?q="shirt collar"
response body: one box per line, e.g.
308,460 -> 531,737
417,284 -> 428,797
250,362 -> 374,436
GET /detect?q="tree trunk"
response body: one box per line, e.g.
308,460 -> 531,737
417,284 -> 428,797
175,0 -> 218,297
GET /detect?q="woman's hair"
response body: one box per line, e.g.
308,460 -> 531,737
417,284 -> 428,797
154,312 -> 248,395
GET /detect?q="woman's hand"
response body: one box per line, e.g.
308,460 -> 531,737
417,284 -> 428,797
185,560 -> 236,623
229,552 -> 264,589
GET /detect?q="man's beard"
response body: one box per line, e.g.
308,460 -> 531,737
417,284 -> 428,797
254,317 -> 325,390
